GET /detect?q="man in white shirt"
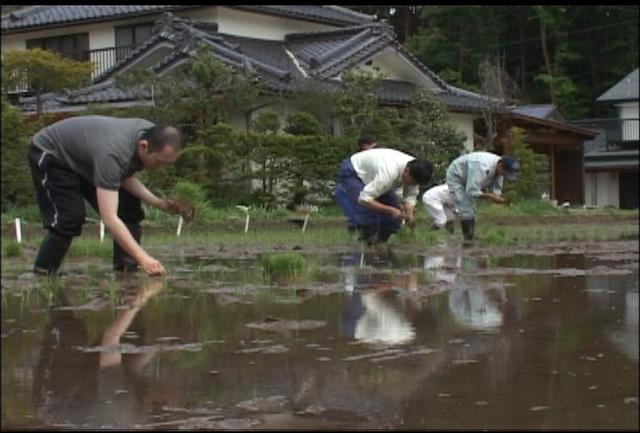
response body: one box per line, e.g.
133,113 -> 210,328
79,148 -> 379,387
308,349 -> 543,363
334,148 -> 433,245
446,151 -> 521,242
422,183 -> 457,234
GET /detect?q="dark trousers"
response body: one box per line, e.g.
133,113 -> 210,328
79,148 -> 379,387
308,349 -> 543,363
333,158 -> 401,235
27,144 -> 144,239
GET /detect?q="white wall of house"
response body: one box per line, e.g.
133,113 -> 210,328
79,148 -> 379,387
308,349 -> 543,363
370,48 -> 441,91
446,112 -> 475,153
585,171 -> 619,207
1,34 -> 25,50
194,6 -> 335,40
1,16 -> 157,52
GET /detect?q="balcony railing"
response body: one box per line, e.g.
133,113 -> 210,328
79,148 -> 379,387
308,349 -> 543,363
5,45 -> 136,94
572,118 -> 639,151
89,45 -> 135,77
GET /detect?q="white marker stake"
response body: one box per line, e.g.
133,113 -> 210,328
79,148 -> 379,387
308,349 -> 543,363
302,212 -> 311,232
15,218 -> 22,243
236,206 -> 250,234
176,216 -> 184,236
99,220 -> 105,242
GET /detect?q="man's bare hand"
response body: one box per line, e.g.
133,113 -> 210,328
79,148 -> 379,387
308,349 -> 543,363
389,207 -> 404,220
493,195 -> 509,204
165,198 -> 196,222
140,256 -> 166,277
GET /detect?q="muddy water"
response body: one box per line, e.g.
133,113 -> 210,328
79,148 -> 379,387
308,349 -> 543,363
1,244 -> 638,429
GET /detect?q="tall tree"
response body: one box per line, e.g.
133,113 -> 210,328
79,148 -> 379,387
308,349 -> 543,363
404,5 -> 638,119
478,55 -> 520,149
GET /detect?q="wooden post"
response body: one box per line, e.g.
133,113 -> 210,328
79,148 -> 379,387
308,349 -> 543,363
99,220 -> 105,242
302,212 -> 311,232
550,148 -> 556,200
176,216 -> 184,236
236,206 -> 250,234
14,218 -> 22,243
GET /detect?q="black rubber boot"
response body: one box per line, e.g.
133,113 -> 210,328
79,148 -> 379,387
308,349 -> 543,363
378,227 -> 393,243
461,219 -> 475,242
445,221 -> 455,234
34,231 -> 72,276
113,222 -> 142,272
359,224 -> 379,246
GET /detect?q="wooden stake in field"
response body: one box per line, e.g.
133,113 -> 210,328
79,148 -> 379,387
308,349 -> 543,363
14,218 -> 22,243
176,216 -> 184,236
298,205 -> 318,233
236,206 -> 250,233
99,220 -> 105,242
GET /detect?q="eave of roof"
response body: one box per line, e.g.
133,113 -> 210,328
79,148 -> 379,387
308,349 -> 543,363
2,5 -> 373,34
507,112 -> 599,138
596,68 -> 639,103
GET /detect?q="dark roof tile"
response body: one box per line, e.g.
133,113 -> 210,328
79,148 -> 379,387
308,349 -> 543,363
2,5 -> 372,32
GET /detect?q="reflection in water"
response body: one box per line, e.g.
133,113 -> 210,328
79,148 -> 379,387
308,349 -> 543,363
423,255 -> 461,283
341,251 -> 416,345
585,273 -> 639,361
344,291 -> 416,345
32,278 -> 179,429
448,288 -> 504,330
1,246 -> 638,430
613,290 -> 639,361
423,254 -> 507,331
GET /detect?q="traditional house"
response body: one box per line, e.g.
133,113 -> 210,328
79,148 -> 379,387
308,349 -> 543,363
2,5 -> 598,204
1,5 -> 486,151
570,69 -> 639,209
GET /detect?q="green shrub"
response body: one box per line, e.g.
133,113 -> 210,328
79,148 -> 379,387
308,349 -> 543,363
503,127 -> 550,201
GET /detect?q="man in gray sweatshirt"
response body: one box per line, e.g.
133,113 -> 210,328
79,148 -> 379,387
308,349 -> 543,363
28,115 -> 187,276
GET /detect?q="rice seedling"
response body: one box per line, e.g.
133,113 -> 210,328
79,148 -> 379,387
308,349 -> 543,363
261,253 -> 308,280
3,241 -> 21,257
39,277 -> 63,306
105,281 -> 122,306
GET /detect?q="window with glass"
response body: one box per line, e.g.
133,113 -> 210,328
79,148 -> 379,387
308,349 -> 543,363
26,33 -> 89,61
115,22 -> 154,60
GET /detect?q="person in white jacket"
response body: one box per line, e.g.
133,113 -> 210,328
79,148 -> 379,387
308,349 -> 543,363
422,183 -> 458,234
334,148 -> 433,245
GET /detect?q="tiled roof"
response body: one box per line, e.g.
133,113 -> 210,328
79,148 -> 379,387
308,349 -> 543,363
596,68 -> 639,103
1,6 -> 187,31
440,85 -> 491,112
285,23 -> 448,89
15,12 -> 486,114
92,14 -> 292,85
1,5 -> 372,32
511,104 -> 558,119
230,5 -> 373,27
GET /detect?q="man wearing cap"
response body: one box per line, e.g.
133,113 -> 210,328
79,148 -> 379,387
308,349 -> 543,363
446,151 -> 521,242
27,115 -> 188,277
334,147 -> 433,245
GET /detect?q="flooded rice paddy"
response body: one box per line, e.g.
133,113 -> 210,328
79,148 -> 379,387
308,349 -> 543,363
1,240 -> 638,429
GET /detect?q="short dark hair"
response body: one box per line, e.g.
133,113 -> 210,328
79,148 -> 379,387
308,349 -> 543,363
357,136 -> 376,148
141,124 -> 182,152
406,159 -> 433,185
